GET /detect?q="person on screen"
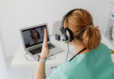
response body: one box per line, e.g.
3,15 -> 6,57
30,28 -> 42,45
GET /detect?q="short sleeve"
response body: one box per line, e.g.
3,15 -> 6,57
45,66 -> 67,79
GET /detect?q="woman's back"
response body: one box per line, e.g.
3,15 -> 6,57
46,43 -> 114,79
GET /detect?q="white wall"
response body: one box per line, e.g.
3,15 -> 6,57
0,28 -> 7,79
0,0 -> 114,57
0,40 -> 8,79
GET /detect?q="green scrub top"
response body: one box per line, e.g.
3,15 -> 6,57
45,43 -> 114,79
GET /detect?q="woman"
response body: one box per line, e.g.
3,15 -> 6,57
34,9 -> 114,79
30,28 -> 41,45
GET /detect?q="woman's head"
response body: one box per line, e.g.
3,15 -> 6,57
30,29 -> 40,39
63,9 -> 101,49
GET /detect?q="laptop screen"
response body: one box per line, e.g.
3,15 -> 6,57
22,25 -> 49,48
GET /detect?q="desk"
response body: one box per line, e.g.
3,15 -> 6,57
11,36 -> 114,79
11,36 -> 74,79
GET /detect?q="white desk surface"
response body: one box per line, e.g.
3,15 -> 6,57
11,36 -> 114,68
11,37 -> 74,68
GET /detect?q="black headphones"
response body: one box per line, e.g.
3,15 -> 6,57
60,9 -> 94,42
60,9 -> 79,42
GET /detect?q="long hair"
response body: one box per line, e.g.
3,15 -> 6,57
30,29 -> 40,39
63,9 -> 101,49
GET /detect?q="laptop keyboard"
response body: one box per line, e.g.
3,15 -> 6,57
29,44 -> 55,55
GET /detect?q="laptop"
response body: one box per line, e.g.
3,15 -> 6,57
20,23 -> 63,61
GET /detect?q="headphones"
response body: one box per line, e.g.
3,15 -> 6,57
60,9 -> 79,42
60,9 -> 94,42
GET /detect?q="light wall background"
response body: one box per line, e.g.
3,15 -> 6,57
0,28 -> 7,79
0,0 -> 114,57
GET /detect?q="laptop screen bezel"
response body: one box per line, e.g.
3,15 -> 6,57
20,23 -> 50,50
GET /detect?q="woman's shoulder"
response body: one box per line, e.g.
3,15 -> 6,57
92,42 -> 110,55
99,42 -> 110,50
57,61 -> 72,71
37,38 -> 42,42
90,42 -> 110,55
58,61 -> 80,73
56,60 -> 86,78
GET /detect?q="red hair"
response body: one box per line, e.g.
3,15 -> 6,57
63,9 -> 101,49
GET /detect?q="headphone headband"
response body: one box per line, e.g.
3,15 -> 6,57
61,9 -> 79,26
60,9 -> 81,42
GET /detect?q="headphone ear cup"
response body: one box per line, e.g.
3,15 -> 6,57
60,26 -> 68,41
60,26 -> 64,34
65,28 -> 74,42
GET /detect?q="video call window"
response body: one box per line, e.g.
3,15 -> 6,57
22,25 -> 49,48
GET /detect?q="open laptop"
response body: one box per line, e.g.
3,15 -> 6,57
20,23 -> 63,61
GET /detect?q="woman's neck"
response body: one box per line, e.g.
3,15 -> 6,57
33,37 -> 39,44
73,42 -> 90,55
34,37 -> 38,40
